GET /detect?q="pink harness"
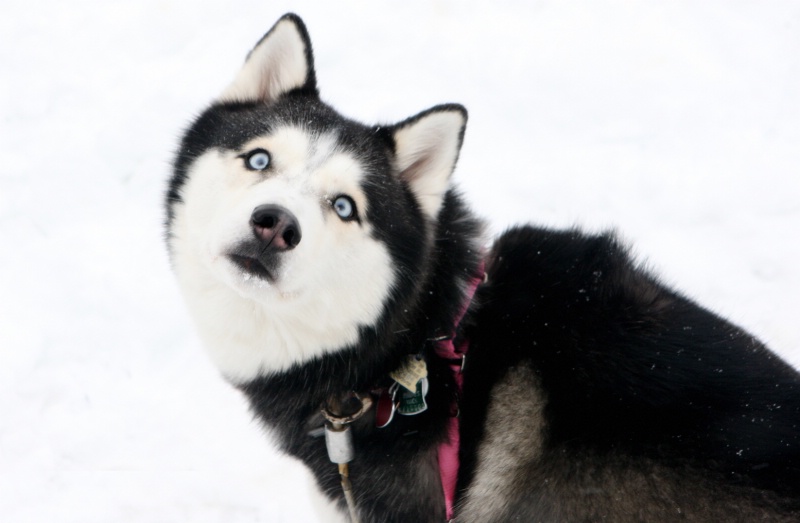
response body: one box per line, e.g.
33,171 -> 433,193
434,270 -> 484,521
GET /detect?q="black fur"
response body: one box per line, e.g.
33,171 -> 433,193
459,227 -> 800,518
168,14 -> 800,522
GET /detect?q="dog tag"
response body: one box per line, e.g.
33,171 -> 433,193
390,356 -> 428,393
397,377 -> 429,416
375,384 -> 399,428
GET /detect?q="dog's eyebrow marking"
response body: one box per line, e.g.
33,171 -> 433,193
304,130 -> 370,219
307,131 -> 341,169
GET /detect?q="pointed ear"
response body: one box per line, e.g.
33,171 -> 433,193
219,13 -> 317,104
390,104 -> 467,219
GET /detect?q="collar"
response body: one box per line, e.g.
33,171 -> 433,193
320,266 -> 486,522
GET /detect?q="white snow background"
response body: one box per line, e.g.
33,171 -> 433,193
1,1 -> 799,521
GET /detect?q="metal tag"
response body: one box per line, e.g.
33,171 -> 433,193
390,355 -> 428,393
375,383 -> 399,428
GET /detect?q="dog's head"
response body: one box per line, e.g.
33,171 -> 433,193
166,14 -> 467,382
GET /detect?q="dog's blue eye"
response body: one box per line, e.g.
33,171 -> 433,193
333,195 -> 356,221
244,149 -> 270,171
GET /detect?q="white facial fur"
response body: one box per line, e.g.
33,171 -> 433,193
171,15 -> 467,383
170,126 -> 396,383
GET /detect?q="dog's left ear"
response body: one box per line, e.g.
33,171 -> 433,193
390,104 -> 467,220
219,13 -> 317,104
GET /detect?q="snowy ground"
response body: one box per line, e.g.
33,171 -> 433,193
1,1 -> 799,521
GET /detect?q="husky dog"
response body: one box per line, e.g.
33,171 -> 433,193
166,13 -> 800,522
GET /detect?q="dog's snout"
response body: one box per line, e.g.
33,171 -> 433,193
250,204 -> 302,250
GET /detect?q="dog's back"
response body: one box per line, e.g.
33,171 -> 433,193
458,226 -> 800,521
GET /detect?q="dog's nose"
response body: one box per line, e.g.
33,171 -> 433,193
250,204 -> 302,250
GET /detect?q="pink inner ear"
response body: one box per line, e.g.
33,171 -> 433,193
398,153 -> 435,184
391,109 -> 466,218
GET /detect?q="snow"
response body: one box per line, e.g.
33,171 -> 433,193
1,1 -> 798,521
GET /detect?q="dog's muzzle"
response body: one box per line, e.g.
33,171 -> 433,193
227,204 -> 302,282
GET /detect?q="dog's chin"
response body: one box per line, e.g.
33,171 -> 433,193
223,254 -> 302,301
229,254 -> 275,283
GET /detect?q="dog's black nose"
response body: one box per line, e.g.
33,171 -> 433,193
250,204 -> 302,250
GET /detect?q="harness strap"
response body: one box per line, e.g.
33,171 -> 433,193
434,269 -> 484,521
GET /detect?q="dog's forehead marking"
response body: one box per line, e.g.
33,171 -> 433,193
242,125 -> 369,212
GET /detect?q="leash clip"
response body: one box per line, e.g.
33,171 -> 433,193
321,392 -> 373,466
321,391 -> 373,428
321,392 -> 372,523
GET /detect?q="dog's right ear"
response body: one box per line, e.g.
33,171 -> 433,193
218,13 -> 317,104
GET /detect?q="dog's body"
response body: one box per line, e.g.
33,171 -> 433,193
166,14 -> 800,522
